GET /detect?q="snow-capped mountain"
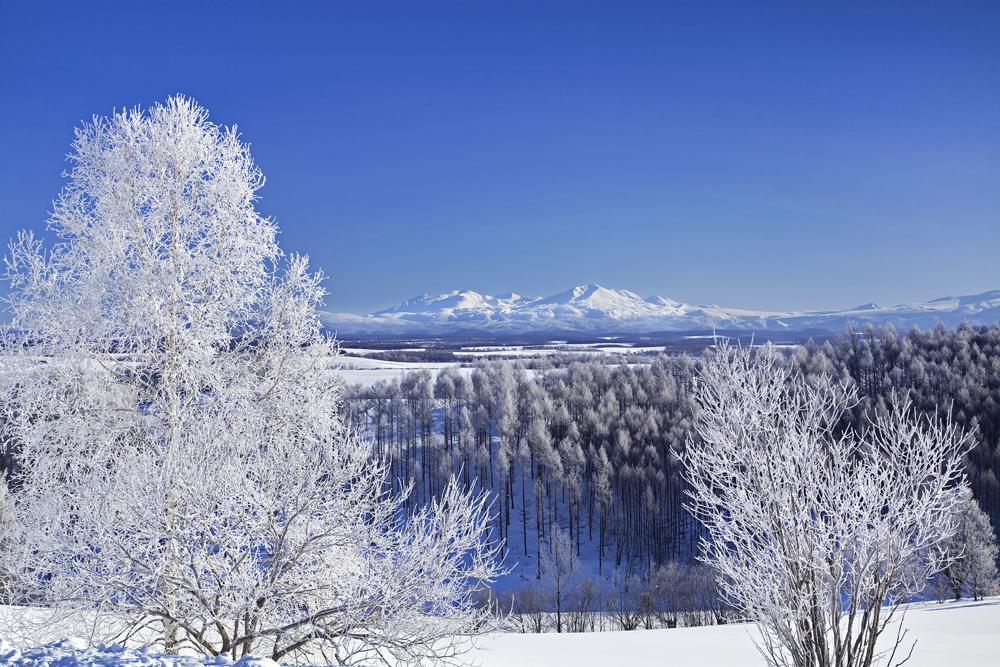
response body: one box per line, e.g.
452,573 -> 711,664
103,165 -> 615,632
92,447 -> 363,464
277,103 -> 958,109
320,285 -> 1000,335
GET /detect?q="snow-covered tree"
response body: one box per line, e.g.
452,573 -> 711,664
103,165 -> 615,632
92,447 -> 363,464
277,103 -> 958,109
541,526 -> 577,634
685,342 -> 974,667
940,489 -> 999,601
0,96 -> 501,664
0,475 -> 11,601
0,476 -> 10,529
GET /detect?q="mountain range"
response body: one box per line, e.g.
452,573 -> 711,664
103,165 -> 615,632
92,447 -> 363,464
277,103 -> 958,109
320,284 -> 1000,335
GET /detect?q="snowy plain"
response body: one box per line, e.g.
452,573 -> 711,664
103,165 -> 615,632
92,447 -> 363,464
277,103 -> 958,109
331,343 -> 662,388
333,355 -> 470,388
2,598 -> 996,666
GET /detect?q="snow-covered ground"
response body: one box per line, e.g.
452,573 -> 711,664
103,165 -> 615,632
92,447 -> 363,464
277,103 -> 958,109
471,598 -> 1000,667
333,355 -> 472,388
0,639 -> 276,667
335,344 -> 665,388
3,599 -> 995,666
452,344 -> 666,358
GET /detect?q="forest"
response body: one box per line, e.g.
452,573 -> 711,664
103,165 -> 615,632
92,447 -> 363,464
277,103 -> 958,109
344,323 -> 1000,626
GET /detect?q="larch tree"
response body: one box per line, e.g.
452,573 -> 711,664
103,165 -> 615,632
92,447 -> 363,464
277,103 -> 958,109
0,96 -> 501,665
685,341 -> 974,667
541,526 -> 577,634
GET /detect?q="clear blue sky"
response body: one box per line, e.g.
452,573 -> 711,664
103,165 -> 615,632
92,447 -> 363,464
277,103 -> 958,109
1,1 -> 998,314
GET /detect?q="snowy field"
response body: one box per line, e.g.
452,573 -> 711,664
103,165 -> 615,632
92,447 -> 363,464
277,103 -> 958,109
451,344 -> 668,357
334,343 -> 664,388
333,346 -> 661,388
471,598 -> 999,667
333,355 -> 472,388
2,599 -> 995,666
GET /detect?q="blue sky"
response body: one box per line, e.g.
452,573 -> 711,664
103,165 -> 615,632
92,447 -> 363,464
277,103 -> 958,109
1,1 -> 998,314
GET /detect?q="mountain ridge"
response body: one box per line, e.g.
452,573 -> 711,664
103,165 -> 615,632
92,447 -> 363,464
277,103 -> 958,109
322,285 -> 1000,335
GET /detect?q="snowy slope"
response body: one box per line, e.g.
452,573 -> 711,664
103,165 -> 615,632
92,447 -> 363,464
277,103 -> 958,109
321,285 -> 1000,335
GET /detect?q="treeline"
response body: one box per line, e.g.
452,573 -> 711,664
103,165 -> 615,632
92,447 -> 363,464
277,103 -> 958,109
344,323 -> 1000,581
792,322 -> 1000,527
502,560 -> 731,634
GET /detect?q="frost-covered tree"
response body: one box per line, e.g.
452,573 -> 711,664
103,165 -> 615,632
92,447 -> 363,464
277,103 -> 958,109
0,476 -> 10,529
940,489 -> 999,601
0,475 -> 11,601
0,96 -> 500,664
541,526 -> 577,634
685,342 -> 974,667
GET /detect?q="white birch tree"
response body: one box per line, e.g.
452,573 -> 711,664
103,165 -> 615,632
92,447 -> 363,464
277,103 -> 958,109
685,341 -> 974,667
0,96 -> 501,665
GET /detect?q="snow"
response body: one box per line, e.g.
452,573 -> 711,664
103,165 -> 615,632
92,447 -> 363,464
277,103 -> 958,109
333,356 -> 471,388
451,344 -> 666,358
334,356 -> 450,370
374,289 -> 530,317
320,284 -> 1000,335
334,343 -> 664,387
471,599 -> 1000,667
339,347 -> 427,356
4,599 -> 996,666
0,638 -> 278,667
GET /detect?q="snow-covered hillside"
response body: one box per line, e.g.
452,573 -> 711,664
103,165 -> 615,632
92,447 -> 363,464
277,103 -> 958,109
321,285 -> 1000,335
